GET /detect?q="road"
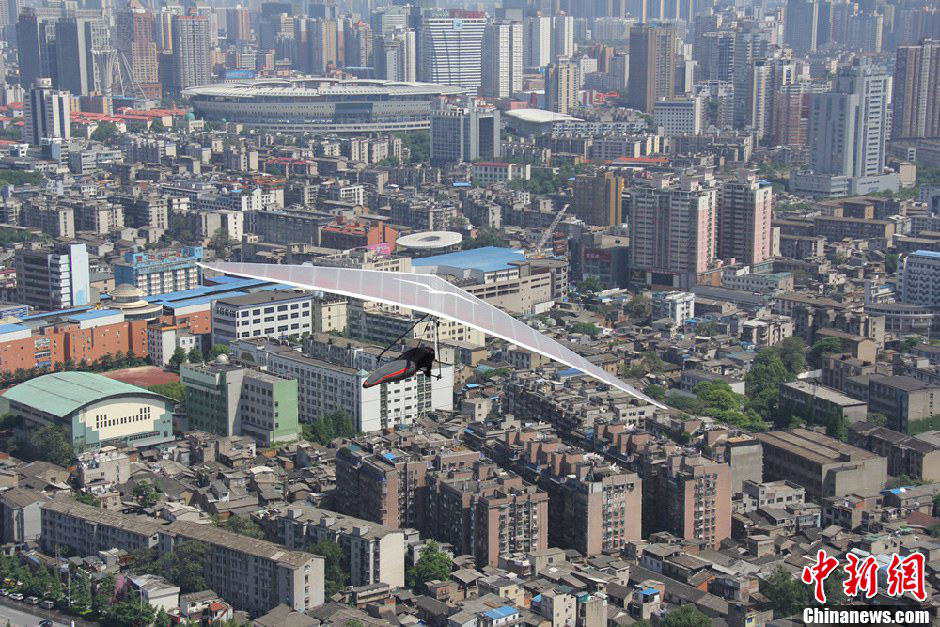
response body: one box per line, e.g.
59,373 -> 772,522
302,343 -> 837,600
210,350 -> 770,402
0,599 -> 72,626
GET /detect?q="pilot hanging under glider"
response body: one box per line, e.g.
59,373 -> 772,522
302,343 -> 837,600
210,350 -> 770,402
362,314 -> 441,389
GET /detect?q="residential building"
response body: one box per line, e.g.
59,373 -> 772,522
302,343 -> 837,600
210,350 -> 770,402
114,247 -> 203,297
718,174 -> 773,265
784,0 -> 819,54
264,504 -> 405,589
482,22 -> 523,99
572,172 -> 624,227
891,40 -> 939,140
211,290 -> 315,346
524,16 -> 551,68
756,428 -> 887,500
54,17 -> 107,96
418,11 -> 486,90
15,243 -> 90,310
430,106 -> 501,165
653,98 -> 702,136
471,162 -> 531,186
180,358 -> 301,446
147,323 -> 200,367
0,488 -> 45,544
865,374 -> 940,433
627,24 -> 677,113
543,59 -> 578,115
651,291 -> 695,324
2,371 -> 174,450
171,14 -> 211,95
739,480 -> 805,513
900,250 -> 940,307
777,380 -> 870,425
848,421 -> 940,483
115,1 -> 161,98
24,78 -> 70,146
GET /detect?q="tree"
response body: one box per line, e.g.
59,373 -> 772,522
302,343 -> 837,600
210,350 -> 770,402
210,227 -> 234,256
188,347 -> 203,363
625,293 -> 651,319
761,567 -> 809,618
661,604 -> 711,627
132,541 -> 208,593
16,424 -> 75,467
885,253 -> 899,275
74,491 -> 98,507
406,540 -> 452,592
216,514 -> 264,539
463,227 -> 508,250
809,337 -> 846,367
148,382 -> 185,402
577,276 -> 604,294
209,344 -> 230,358
909,414 -> 940,435
745,348 -> 794,421
132,479 -> 160,507
775,336 -> 807,375
900,336 -> 923,352
644,384 -> 666,401
867,413 -> 887,427
571,322 -> 601,338
309,539 -> 348,597
169,347 -> 186,368
302,410 -> 356,445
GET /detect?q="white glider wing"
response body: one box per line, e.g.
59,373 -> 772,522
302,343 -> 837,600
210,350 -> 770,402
200,261 -> 667,408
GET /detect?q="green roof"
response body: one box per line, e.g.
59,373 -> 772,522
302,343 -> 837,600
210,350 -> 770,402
2,371 -> 164,417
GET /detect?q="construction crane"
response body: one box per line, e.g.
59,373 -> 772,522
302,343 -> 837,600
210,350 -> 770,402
531,203 -> 569,258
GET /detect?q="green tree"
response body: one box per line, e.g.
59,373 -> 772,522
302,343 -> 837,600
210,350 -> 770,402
210,227 -> 234,256
216,514 -> 264,539
577,276 -> 604,294
644,384 -> 666,401
132,541 -> 208,593
302,410 -> 356,445
900,336 -> 923,352
132,479 -> 160,507
885,253 -> 899,275
70,569 -> 93,613
463,227 -> 509,249
909,414 -> 940,435
661,604 -> 711,627
16,424 -> 75,467
809,337 -> 846,367
169,347 -> 186,368
74,491 -> 98,507
309,539 -> 348,597
745,348 -> 795,421
867,413 -> 888,427
625,293 -> 651,319
406,540 -> 452,592
188,347 -> 203,363
209,344 -> 230,358
148,381 -> 185,402
761,567 -> 809,618
571,322 -> 601,338
775,336 -> 808,375
90,121 -> 119,142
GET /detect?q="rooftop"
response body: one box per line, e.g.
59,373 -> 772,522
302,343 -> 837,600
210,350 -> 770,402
3,371 -> 168,417
756,428 -> 878,466
412,246 -> 526,273
215,289 -> 312,307
504,108 -> 582,124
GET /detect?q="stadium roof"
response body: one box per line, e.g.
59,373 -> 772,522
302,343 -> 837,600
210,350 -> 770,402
184,77 -> 465,99
503,108 -> 582,123
200,261 -> 667,408
3,371 -> 164,417
411,246 -> 526,273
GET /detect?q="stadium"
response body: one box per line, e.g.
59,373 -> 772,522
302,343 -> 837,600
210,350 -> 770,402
184,77 -> 466,133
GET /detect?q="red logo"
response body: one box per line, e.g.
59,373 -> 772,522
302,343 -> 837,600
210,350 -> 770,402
801,550 -> 927,603
885,553 -> 927,602
802,549 -> 840,603
843,553 -> 878,599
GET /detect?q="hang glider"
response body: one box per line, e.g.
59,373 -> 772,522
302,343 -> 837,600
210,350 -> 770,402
199,261 -> 668,409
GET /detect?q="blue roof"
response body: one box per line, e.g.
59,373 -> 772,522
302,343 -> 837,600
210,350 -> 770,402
483,606 -> 517,620
0,323 -> 29,334
642,587 -> 658,595
20,306 -> 90,321
558,367 -> 583,377
382,452 -> 397,462
913,250 -> 940,258
532,594 -> 542,603
165,292 -> 249,309
412,246 -> 526,273
69,309 -> 122,321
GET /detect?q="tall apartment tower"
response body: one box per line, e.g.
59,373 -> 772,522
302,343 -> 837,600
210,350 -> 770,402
482,21 -> 523,99
374,30 -> 417,82
15,243 -> 90,310
115,0 -> 161,98
717,173 -> 774,265
55,17 -> 108,96
524,16 -> 551,68
307,18 -> 339,73
226,6 -> 251,44
16,9 -> 56,89
171,14 -> 211,94
430,107 -> 501,165
543,59 -> 578,114
573,172 -> 625,226
24,78 -> 70,146
892,40 -> 939,140
627,173 -> 718,287
551,14 -> 574,59
627,23 -> 677,113
418,11 -> 486,90
784,0 -> 819,54
808,60 -> 891,179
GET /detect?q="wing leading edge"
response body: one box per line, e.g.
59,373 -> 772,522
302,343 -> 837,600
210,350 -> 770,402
199,261 -> 668,409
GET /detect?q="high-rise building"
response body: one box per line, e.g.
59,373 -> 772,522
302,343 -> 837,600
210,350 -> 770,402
374,30 -> 416,81
344,20 -> 373,68
307,18 -> 338,73
226,5 -> 251,44
15,9 -> 56,89
15,243 -> 90,311
113,247 -> 203,297
900,250 -> 940,308
430,106 -> 500,165
551,14 -> 574,59
524,16 -> 551,68
627,23 -> 677,113
482,21 -> 523,99
627,173 -> 718,287
543,58 -> 578,114
892,40 -> 939,140
573,171 -> 625,226
784,0 -> 819,54
23,77 -> 70,146
418,11 -> 486,90
170,14 -> 210,95
115,0 -> 161,98
370,5 -> 409,36
55,17 -> 108,96
717,173 -> 774,265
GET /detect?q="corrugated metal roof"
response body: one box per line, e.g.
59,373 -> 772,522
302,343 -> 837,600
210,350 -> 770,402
3,371 -> 163,417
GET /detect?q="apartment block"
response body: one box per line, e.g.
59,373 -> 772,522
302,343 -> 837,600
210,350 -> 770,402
113,246 -> 203,296
211,289 -> 315,345
739,479 -> 806,513
848,421 -> 940,482
865,374 -> 940,433
756,428 -> 887,500
644,455 -> 731,548
335,445 -> 431,529
40,500 -> 324,616
777,380 -> 869,425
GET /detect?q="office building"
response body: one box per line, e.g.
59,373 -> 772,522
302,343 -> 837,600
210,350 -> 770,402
717,173 -> 773,265
3,371 -> 174,449
374,30 -> 417,82
307,18 -> 338,73
756,428 -> 887,500
55,17 -> 108,96
551,15 -> 574,60
543,59 -> 578,114
653,97 -> 702,135
430,107 -> 500,165
627,24 -> 676,113
15,243 -> 89,310
180,358 -> 301,446
482,22 -> 523,99
16,9 -> 55,89
114,247 -> 203,297
892,40 -> 940,140
226,6 -> 251,44
572,172 -> 624,226
211,290 -> 315,345
900,250 -> 940,308
23,78 -> 70,147
784,0 -> 819,54
524,16 -> 551,68
644,455 -> 731,549
418,11 -> 485,90
265,504 -> 405,589
115,1 -> 161,98
171,14 -> 211,95
39,501 -> 324,616
627,173 -> 718,287
651,291 -> 695,324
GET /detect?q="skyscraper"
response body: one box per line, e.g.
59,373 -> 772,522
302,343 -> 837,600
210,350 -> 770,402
543,59 -> 578,114
226,5 -> 251,44
892,40 -> 939,140
16,9 -> 57,89
171,14 -> 211,94
784,0 -> 819,54
430,106 -> 501,165
482,21 -> 523,99
374,30 -> 416,82
15,243 -> 90,310
573,172 -> 625,227
717,173 -> 774,265
24,77 -> 70,146
524,16 -> 551,68
551,14 -> 574,59
418,11 -> 485,90
55,17 -> 108,96
116,0 -> 161,98
627,23 -> 677,113
307,18 -> 338,73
